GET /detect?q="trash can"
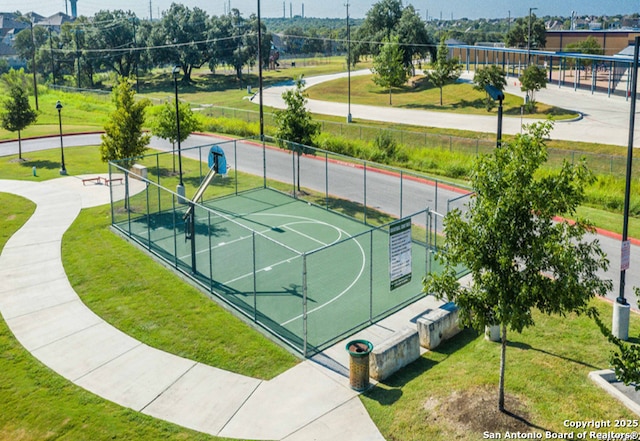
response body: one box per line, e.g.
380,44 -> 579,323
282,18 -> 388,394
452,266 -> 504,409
345,339 -> 373,391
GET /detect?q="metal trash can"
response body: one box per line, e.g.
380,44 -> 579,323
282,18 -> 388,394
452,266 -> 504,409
345,339 -> 373,391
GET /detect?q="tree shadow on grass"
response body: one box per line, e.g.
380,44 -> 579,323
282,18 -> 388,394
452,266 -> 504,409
19,159 -> 60,170
507,340 -> 599,370
365,329 -> 479,406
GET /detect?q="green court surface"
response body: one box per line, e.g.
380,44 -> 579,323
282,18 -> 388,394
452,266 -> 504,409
117,187 -> 433,355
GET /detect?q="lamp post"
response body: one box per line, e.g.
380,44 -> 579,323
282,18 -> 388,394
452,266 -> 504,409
56,101 -> 66,175
346,1 -> 352,123
527,7 -> 538,66
172,65 -> 185,203
485,85 -> 504,148
612,35 -> 639,340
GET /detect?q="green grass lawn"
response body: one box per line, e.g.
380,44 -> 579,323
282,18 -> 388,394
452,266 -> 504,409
1,137 -> 639,438
305,74 -> 579,120
0,193 -> 227,441
362,299 -> 640,441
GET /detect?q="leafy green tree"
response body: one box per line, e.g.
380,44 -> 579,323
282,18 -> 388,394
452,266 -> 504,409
149,3 -> 211,82
274,76 -> 320,191
473,65 -> 507,111
505,14 -> 546,50
424,121 -> 611,412
354,0 -> 431,69
88,10 -> 140,79
520,65 -> 548,111
207,10 -> 269,80
1,85 -> 38,160
425,38 -> 462,106
149,101 -> 202,173
0,58 -> 9,75
566,36 -> 604,79
100,77 -> 150,169
371,38 -> 411,105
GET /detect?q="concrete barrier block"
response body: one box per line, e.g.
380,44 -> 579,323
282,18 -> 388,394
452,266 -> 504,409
131,164 -> 148,180
416,302 -> 462,350
369,327 -> 420,382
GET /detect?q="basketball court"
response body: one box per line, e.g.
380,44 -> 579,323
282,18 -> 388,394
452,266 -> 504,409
109,140 -> 451,356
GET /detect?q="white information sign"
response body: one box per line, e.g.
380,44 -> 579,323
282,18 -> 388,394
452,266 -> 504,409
389,218 -> 412,290
621,240 -> 631,271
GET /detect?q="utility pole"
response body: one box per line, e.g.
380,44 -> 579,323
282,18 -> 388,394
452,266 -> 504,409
346,1 -> 352,123
28,18 -> 38,110
527,7 -> 538,65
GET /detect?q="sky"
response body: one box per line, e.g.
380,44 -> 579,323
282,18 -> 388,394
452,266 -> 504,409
2,0 -> 638,21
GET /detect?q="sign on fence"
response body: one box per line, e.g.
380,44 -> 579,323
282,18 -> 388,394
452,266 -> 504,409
389,218 -> 412,290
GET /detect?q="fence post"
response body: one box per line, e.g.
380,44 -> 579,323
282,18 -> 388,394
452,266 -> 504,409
325,151 -> 329,210
400,170 -> 404,218
369,230 -> 374,322
234,140 -> 238,195
208,211 -> 214,294
303,254 -> 308,357
253,232 -> 257,322
363,161 -> 367,224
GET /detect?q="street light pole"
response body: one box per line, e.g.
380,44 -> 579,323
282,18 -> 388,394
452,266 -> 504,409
172,66 -> 185,203
612,36 -> 639,340
485,85 -> 504,148
346,1 -> 352,123
527,7 -> 537,66
56,101 -> 66,175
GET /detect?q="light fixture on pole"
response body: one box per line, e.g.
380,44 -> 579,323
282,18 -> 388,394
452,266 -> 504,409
485,85 -> 504,148
172,65 -> 186,203
527,7 -> 538,66
612,35 -> 639,340
56,100 -> 66,175
346,1 -> 352,123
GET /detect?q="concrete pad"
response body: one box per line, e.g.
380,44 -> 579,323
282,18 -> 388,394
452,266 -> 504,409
283,397 -> 386,441
76,344 -> 197,411
0,276 -> 77,319
46,174 -> 147,208
6,299 -> 103,351
590,370 -> 640,417
218,360 -> 356,440
32,322 -> 141,381
143,363 -> 262,435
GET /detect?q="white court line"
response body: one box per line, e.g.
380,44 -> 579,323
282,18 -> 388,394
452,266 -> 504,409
176,211 -> 368,326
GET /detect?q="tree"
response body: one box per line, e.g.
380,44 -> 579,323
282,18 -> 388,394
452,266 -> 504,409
1,85 -> 38,160
274,76 -> 320,191
505,14 -> 546,50
354,0 -> 431,70
520,65 -> 547,111
566,36 -> 604,79
88,10 -> 140,79
425,38 -> 462,106
100,77 -> 150,169
424,121 -> 611,412
371,38 -> 410,105
149,3 -> 211,82
473,65 -> 507,111
149,101 -> 202,173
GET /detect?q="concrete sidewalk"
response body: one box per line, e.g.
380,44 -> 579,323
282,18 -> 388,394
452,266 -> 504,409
1,176 -> 426,440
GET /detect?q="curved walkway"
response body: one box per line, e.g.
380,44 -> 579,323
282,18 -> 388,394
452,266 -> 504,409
256,69 -> 638,147
0,176 -> 387,441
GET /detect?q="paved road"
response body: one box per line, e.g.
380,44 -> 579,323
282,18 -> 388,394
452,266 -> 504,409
256,69 -> 639,147
2,133 -> 638,309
